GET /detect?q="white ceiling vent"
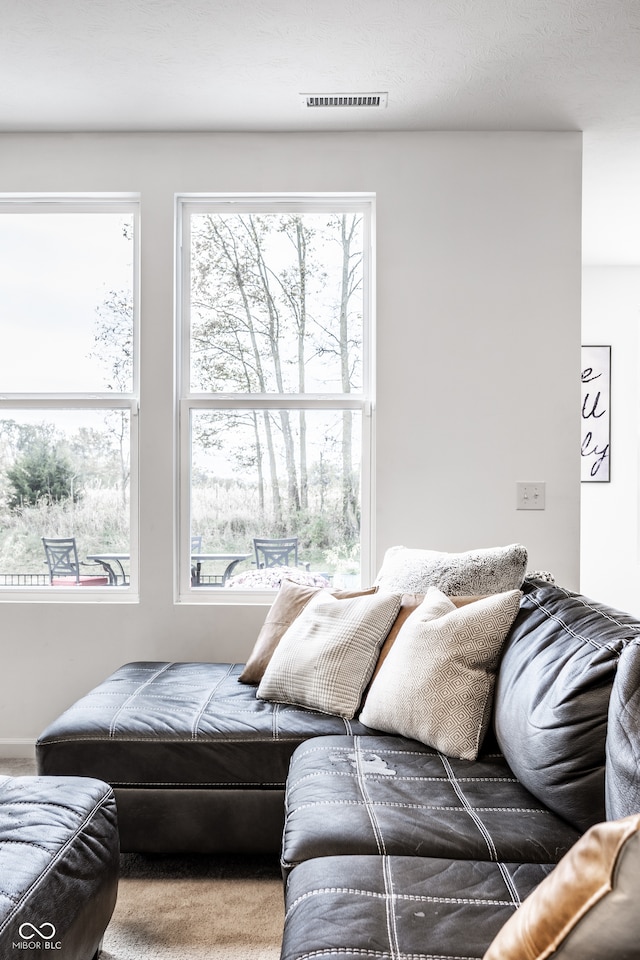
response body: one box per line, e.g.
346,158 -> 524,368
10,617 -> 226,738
301,92 -> 388,108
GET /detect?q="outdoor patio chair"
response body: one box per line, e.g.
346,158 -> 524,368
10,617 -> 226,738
41,537 -> 111,586
190,535 -> 203,584
252,537 -> 310,571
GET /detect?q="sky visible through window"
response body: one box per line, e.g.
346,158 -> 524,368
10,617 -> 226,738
0,212 -> 133,393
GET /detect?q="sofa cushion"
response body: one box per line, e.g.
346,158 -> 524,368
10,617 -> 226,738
282,854 -> 553,960
375,542 -> 527,594
256,591 -> 402,719
281,734 -> 580,876
483,814 -> 640,960
238,579 -> 378,684
360,588 -> 521,760
494,580 -> 640,832
36,662 -> 377,791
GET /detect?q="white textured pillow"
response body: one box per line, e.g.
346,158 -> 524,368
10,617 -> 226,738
375,543 -> 527,595
360,586 -> 522,760
256,591 -> 402,719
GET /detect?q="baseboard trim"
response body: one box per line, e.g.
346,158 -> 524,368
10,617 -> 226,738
0,738 -> 36,758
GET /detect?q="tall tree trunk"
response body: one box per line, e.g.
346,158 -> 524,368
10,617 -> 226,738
246,217 -> 300,520
339,215 -> 360,541
295,219 -> 308,510
210,218 -> 283,526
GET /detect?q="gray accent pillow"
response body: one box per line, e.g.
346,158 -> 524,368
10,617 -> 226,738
375,543 -> 527,595
359,586 -> 522,760
256,591 -> 402,719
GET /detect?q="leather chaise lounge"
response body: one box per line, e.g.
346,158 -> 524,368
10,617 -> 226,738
35,659 -> 375,854
35,572 -> 640,958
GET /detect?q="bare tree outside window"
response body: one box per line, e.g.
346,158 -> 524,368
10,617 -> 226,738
0,206 -> 137,588
182,201 -> 373,590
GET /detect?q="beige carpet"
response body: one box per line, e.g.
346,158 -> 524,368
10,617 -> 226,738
0,759 -> 284,960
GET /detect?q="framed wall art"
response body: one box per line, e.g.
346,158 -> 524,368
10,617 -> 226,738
581,345 -> 611,482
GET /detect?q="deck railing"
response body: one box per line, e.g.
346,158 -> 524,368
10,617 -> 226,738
0,573 -> 49,586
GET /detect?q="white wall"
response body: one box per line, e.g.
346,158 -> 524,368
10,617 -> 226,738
581,267 -> 640,614
0,131 -> 582,754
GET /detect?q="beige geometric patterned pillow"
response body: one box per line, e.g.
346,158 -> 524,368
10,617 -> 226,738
256,591 -> 402,719
359,587 -> 522,760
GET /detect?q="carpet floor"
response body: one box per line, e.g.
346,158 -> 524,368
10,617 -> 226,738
0,758 -> 284,960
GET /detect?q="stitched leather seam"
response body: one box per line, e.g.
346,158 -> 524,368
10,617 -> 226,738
291,771 -> 518,785
292,743 -> 506,764
355,737 -> 386,855
553,587 -> 640,633
191,663 -> 234,739
0,791 -> 114,938
0,838 -> 52,852
109,781 -> 285,787
0,889 -> 20,907
0,798 -> 103,814
288,948 -> 480,960
524,594 -> 626,652
439,755 -> 497,861
383,856 -> 400,960
496,861 -> 520,907
293,745 -> 440,760
284,885 -> 514,921
288,800 -> 554,813
38,735 -> 306,744
108,662 -> 173,737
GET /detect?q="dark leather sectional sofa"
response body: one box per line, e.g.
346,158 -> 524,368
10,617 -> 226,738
35,578 -> 640,958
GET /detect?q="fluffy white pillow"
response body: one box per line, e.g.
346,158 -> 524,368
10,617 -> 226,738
375,543 -> 527,595
360,586 -> 522,760
256,590 -> 402,719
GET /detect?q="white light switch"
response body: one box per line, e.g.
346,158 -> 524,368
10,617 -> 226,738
516,482 -> 546,510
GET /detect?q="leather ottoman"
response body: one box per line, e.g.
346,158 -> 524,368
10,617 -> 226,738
0,775 -> 119,960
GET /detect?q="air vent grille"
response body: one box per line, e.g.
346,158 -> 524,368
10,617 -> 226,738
302,93 -> 388,108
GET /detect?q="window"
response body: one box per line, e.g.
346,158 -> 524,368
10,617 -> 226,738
0,199 -> 139,595
177,196 -> 374,595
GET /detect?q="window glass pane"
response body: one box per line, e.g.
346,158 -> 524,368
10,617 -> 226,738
0,410 -> 130,585
190,212 -> 364,394
190,409 -> 361,589
0,212 -> 134,392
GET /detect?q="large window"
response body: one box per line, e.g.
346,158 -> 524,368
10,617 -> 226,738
178,196 -> 374,595
0,199 -> 139,595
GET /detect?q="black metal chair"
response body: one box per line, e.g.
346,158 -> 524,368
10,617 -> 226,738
190,535 -> 203,585
41,537 -> 111,586
253,537 -> 310,571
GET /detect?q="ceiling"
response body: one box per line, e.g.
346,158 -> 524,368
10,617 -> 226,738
2,0 -> 640,264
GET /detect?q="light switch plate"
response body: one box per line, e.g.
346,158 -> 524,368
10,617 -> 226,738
516,482 -> 545,510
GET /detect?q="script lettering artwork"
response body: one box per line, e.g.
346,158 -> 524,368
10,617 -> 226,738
581,346 -> 610,482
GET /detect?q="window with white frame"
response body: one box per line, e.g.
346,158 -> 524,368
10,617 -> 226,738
0,199 -> 139,594
178,196 -> 374,595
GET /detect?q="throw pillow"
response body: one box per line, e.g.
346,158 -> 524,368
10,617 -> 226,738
238,578 -> 378,684
256,590 -> 402,719
359,586 -> 522,760
375,543 -> 527,595
368,592 -> 483,688
483,814 -> 640,960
